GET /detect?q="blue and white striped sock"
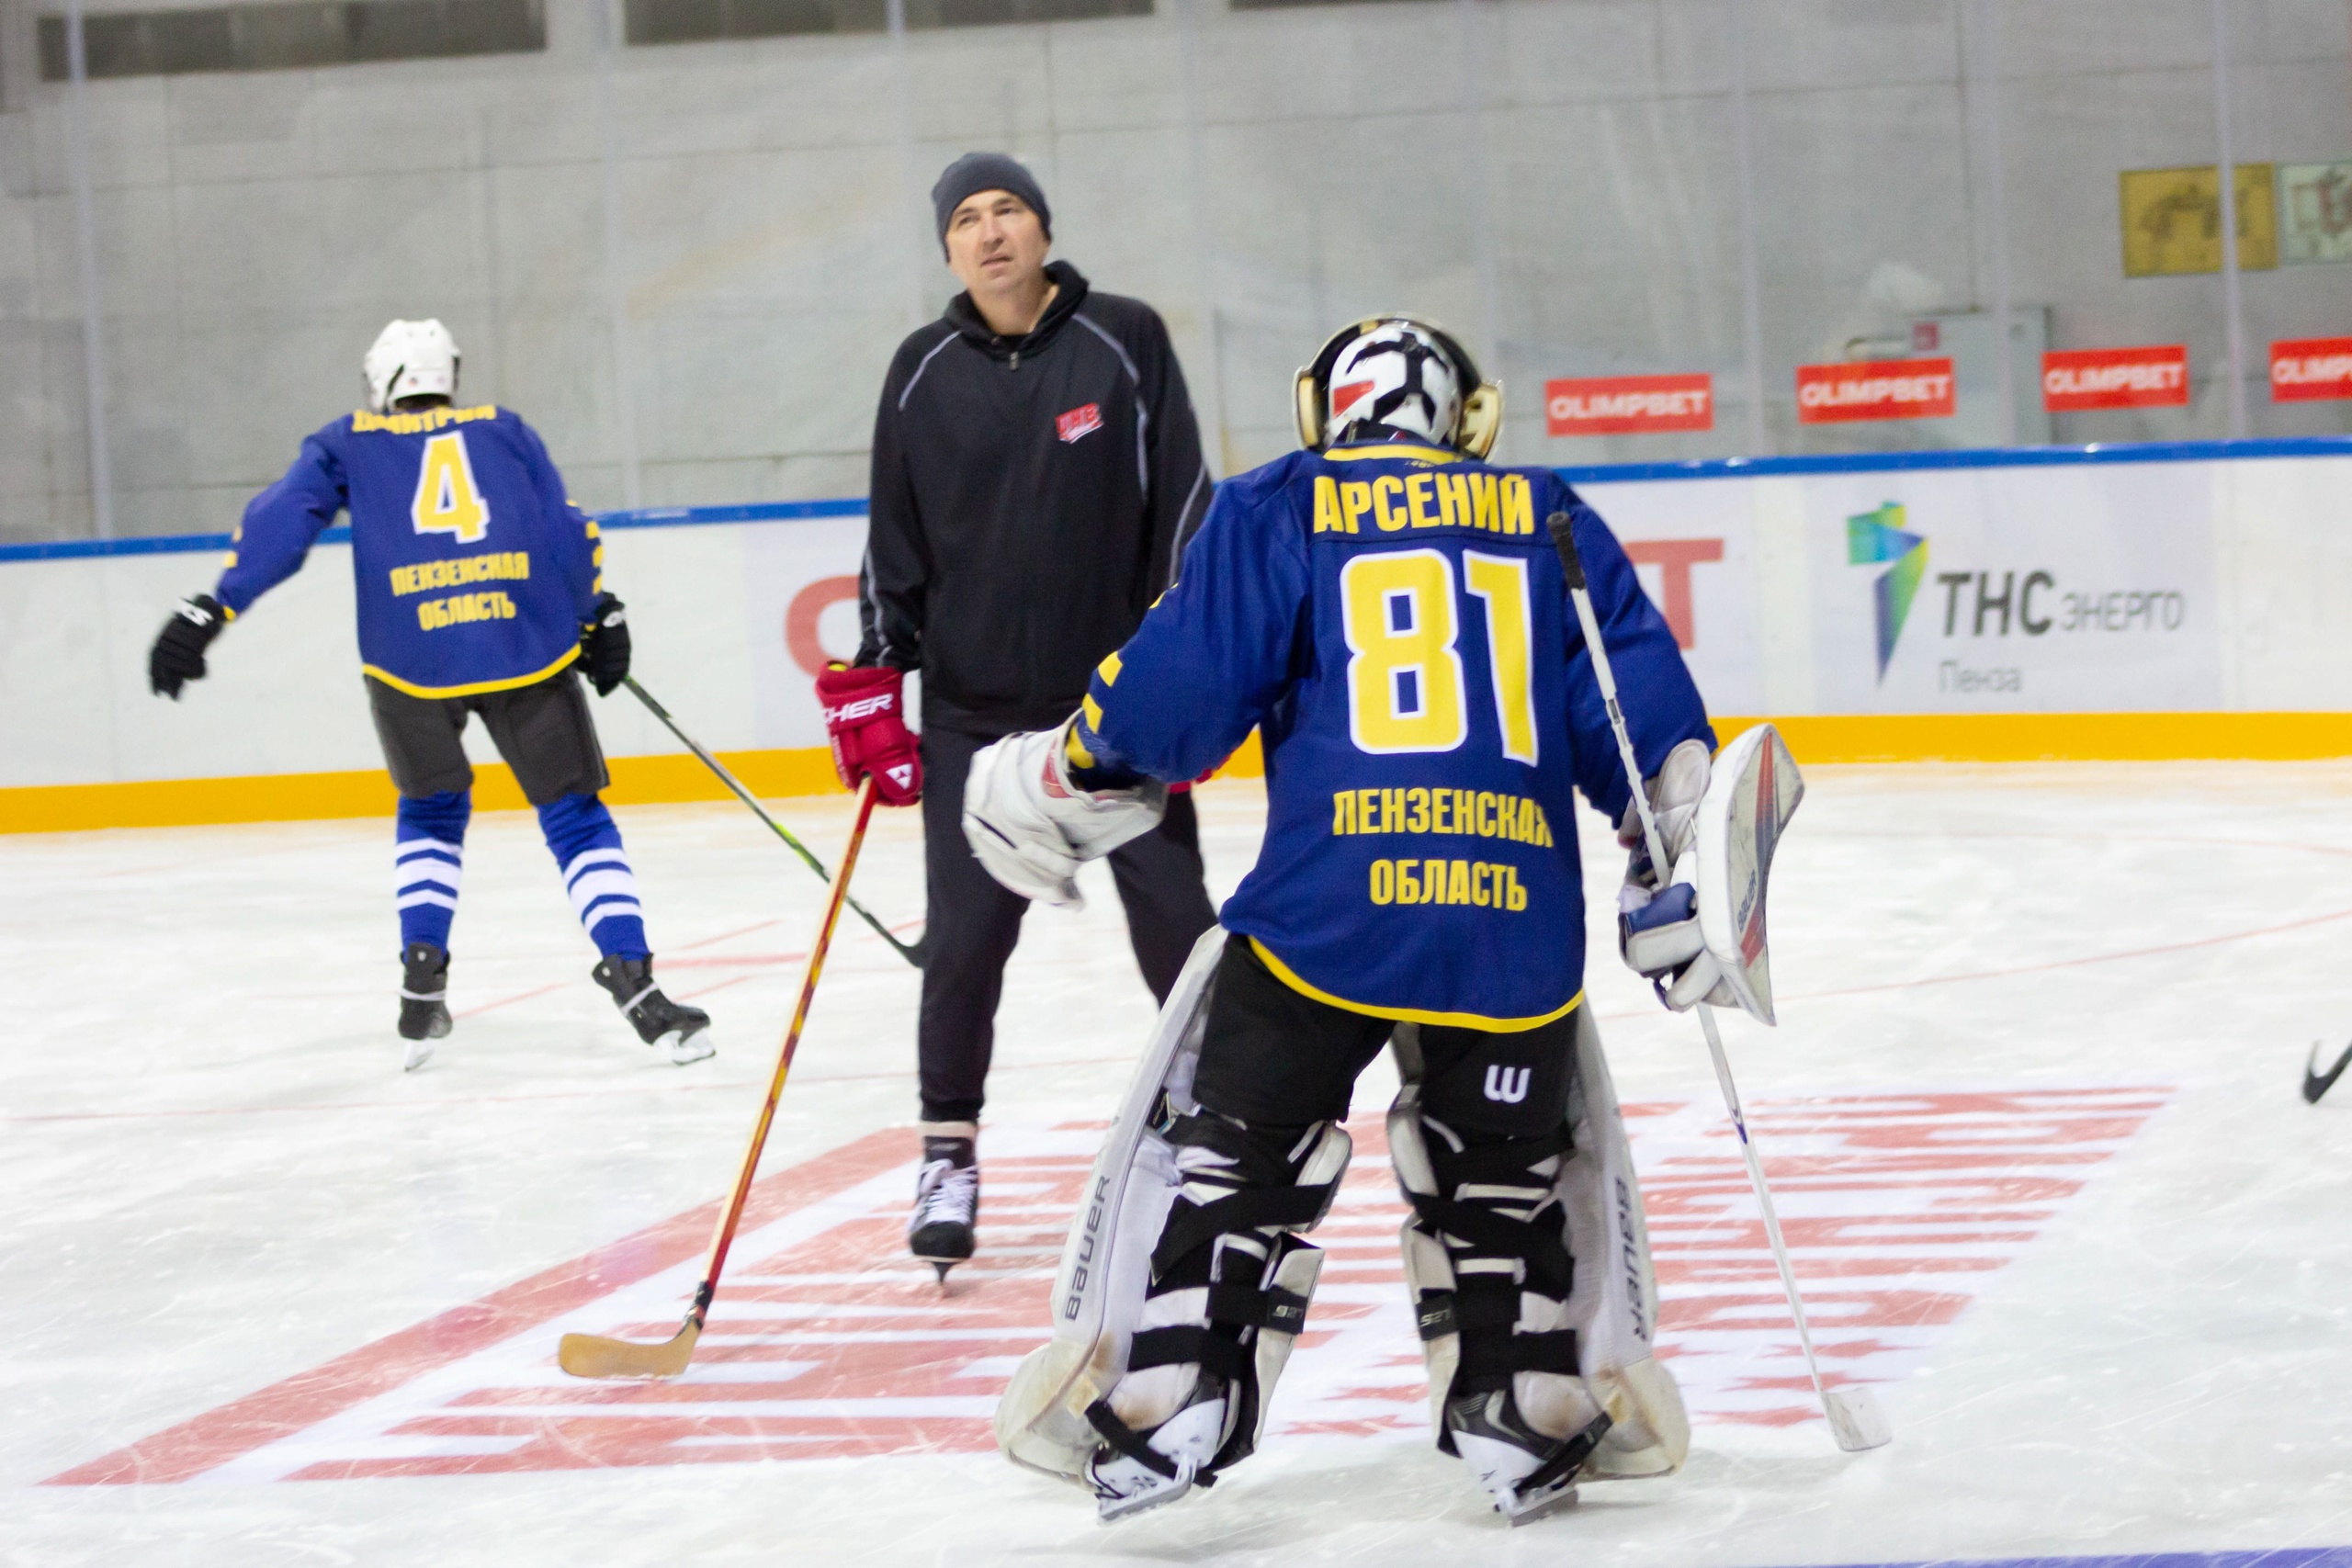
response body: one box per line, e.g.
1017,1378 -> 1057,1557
394,790 -> 470,952
537,792 -> 650,960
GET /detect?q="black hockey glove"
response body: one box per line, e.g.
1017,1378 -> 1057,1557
579,592 -> 630,696
149,594 -> 227,699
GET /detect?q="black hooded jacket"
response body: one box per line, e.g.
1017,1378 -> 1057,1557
855,261 -> 1215,737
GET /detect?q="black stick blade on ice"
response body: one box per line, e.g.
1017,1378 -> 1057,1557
2303,1041 -> 2352,1105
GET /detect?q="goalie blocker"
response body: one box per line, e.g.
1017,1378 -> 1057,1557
992,927 -> 1690,1524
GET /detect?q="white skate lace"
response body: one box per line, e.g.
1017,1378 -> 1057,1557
910,1159 -> 978,1232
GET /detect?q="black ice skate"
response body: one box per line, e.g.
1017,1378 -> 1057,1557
591,954 -> 714,1065
1444,1388 -> 1612,1526
908,1134 -> 978,1283
399,941 -> 452,1072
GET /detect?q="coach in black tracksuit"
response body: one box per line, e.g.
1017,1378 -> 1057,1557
854,154 -> 1218,1250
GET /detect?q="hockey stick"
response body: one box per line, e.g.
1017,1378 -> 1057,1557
559,774 -> 880,1380
1547,511 -> 1892,1454
620,676 -> 922,968
2304,1040 -> 2352,1104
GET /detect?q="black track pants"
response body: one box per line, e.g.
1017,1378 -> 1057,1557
917,725 -> 1219,1124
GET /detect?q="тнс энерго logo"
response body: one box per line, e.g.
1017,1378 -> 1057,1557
1848,502 -> 1928,680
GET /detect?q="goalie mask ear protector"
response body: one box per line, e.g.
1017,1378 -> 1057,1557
1293,315 -> 1502,459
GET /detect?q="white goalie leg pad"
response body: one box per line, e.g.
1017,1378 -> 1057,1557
994,926 -> 1349,1521
1387,1010 -> 1688,1517
1556,1006 -> 1690,1479
994,928 -> 1225,1481
1390,1085 -> 1604,1521
1083,1117 -> 1344,1520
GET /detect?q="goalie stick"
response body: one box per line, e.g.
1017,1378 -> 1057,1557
620,676 -> 923,968
2304,1040 -> 2352,1105
1547,511 -> 1892,1455
559,774 -> 879,1381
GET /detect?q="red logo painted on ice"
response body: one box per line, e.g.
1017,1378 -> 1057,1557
1795,357 -> 1955,423
47,1087 -> 2167,1483
2041,345 -> 2189,411
2270,337 -> 2352,402
1545,374 -> 1713,435
1056,402 -> 1104,443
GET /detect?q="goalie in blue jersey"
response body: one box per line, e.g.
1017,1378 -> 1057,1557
144,320 -> 712,1073
973,318 -> 1737,1523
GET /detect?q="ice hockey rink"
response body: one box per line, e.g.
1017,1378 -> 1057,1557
7,762 -> 2351,1567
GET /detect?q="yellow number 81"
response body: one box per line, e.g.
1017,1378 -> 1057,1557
1340,547 -> 1538,764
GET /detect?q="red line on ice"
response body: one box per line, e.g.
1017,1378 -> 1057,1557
42,1125 -> 916,1486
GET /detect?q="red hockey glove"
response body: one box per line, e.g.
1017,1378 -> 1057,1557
816,663 -> 922,806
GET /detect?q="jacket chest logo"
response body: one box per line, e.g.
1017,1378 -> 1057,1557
1056,402 -> 1104,444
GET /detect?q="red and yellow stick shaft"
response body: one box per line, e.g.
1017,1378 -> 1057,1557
683,774 -> 880,1331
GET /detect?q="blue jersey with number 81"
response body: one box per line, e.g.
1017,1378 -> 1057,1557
1078,435 -> 1713,1030
214,405 -> 603,699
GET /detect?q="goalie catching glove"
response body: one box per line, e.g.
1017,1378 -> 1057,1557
963,720 -> 1166,909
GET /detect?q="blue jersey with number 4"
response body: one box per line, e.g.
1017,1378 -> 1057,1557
214,405 -> 603,698
1077,435 -> 1713,1030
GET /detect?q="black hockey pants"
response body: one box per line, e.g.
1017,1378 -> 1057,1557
917,724 -> 1220,1124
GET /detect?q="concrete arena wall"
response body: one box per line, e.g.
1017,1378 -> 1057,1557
6,439 -> 2352,832
3,0 -> 2350,548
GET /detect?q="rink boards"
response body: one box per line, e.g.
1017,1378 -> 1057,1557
14,440 -> 2352,831
53,1084 -> 2167,1486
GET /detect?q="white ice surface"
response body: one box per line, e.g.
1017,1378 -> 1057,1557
6,765 -> 2352,1566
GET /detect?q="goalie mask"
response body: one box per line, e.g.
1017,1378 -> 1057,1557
363,319 -> 460,414
1295,316 -> 1501,458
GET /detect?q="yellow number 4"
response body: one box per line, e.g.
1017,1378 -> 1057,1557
412,432 -> 491,545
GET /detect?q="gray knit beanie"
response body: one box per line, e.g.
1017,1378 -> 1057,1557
932,152 -> 1051,255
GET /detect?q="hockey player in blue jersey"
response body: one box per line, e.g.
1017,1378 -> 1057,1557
145,320 -> 713,1072
974,318 -> 1736,1522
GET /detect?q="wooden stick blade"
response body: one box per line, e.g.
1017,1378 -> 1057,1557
558,1321 -> 702,1381
1824,1386 -> 1894,1452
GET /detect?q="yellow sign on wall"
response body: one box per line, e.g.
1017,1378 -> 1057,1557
2119,164 -> 2277,276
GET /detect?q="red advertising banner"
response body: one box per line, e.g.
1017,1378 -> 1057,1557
1544,374 -> 1713,435
2041,344 -> 2189,411
2270,336 -> 2352,401
1794,357 -> 1955,423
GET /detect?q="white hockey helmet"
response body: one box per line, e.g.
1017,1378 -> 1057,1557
1295,315 -> 1501,457
363,319 -> 460,413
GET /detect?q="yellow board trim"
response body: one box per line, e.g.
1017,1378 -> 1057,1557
1323,445 -> 1462,466
1249,937 -> 1583,1033
360,645 -> 581,700
0,747 -> 852,834
1713,711 -> 2352,763
15,712 -> 2352,836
